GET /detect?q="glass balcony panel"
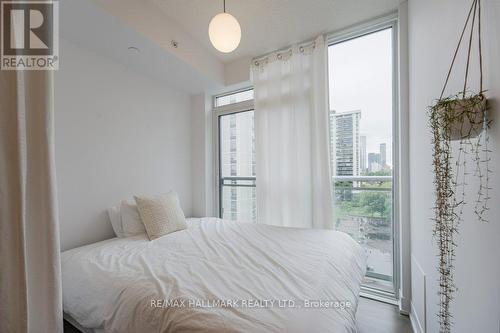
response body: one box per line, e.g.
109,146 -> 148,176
221,180 -> 257,223
333,176 -> 393,292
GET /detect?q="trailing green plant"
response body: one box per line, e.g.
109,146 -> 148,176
429,91 -> 490,332
429,0 -> 492,332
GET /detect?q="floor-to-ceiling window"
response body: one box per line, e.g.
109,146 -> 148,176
214,23 -> 399,297
214,89 -> 256,223
328,24 -> 398,296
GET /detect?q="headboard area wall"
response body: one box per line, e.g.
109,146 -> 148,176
55,40 -> 193,251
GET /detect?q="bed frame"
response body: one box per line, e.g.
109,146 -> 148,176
63,313 -> 95,333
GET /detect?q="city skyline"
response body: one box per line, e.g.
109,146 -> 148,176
328,28 -> 393,167
330,109 -> 391,176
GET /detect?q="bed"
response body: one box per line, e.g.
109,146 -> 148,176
62,218 -> 366,333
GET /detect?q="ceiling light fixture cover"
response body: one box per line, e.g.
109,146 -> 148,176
208,0 -> 241,53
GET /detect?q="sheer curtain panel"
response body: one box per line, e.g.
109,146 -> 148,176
251,36 -> 333,229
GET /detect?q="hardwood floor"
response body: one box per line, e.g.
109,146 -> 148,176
356,297 -> 413,333
65,297 -> 413,333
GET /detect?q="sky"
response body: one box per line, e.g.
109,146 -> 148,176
328,28 -> 393,166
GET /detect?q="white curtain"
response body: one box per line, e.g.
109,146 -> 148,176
0,69 -> 62,331
251,35 -> 333,229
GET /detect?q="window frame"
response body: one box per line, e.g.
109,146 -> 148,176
327,16 -> 400,302
212,92 -> 255,221
214,87 -> 254,107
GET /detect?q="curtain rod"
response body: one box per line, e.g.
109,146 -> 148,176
252,37 -> 319,66
251,11 -> 398,66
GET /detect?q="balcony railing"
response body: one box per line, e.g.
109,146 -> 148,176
220,176 -> 256,187
219,176 -> 257,223
220,176 -> 390,187
333,175 -> 392,183
219,175 -> 393,289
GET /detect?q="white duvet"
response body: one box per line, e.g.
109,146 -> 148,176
62,218 -> 366,333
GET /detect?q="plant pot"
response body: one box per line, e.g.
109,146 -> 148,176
435,94 -> 487,140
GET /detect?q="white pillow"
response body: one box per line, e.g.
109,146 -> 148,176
107,205 -> 125,238
120,200 -> 146,236
134,191 -> 187,240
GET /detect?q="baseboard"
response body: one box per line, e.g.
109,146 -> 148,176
359,291 -> 398,306
410,302 -> 424,333
399,296 -> 410,315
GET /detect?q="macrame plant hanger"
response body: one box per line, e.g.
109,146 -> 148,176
434,1 -> 485,333
439,0 -> 483,100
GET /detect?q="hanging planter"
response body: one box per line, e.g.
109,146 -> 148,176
432,93 -> 486,140
429,0 -> 492,332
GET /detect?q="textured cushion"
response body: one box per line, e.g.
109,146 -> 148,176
134,192 -> 187,240
120,200 -> 147,236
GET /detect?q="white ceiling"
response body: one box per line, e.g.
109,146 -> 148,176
60,0 -> 222,93
60,0 -> 401,93
151,0 -> 400,63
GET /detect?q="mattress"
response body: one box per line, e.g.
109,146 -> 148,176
62,218 -> 366,333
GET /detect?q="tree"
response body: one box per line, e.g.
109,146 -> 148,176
360,192 -> 387,217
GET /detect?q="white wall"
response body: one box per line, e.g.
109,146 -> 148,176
398,1 -> 412,314
224,57 -> 252,86
190,93 -> 215,217
408,0 -> 500,332
55,40 -> 193,251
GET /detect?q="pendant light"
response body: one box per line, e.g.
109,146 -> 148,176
208,0 -> 241,53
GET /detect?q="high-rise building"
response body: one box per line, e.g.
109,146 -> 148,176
380,143 -> 387,167
329,110 -> 361,176
360,136 -> 367,174
220,112 -> 256,222
368,153 -> 381,172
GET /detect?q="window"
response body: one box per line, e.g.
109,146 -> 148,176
328,26 -> 397,295
214,24 -> 399,296
215,90 -> 256,223
215,89 -> 254,107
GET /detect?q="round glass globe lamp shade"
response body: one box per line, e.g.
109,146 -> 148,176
208,12 -> 241,53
